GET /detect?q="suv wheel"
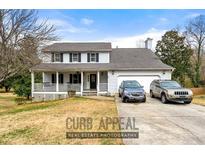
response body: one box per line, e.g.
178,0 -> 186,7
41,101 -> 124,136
185,101 -> 191,104
142,97 -> 146,103
150,91 -> 154,98
122,97 -> 128,103
161,94 -> 167,104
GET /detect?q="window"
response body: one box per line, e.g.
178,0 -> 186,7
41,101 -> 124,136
91,53 -> 96,62
69,73 -> 81,84
55,53 -> 60,62
52,53 -> 63,62
70,53 -> 81,62
72,53 -> 78,62
51,74 -> 64,83
87,53 -> 99,62
59,74 -> 64,84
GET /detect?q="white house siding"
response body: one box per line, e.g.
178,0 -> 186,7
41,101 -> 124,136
63,53 -> 70,63
99,53 -> 109,63
44,72 -> 52,82
42,53 -> 51,63
81,53 -> 87,63
108,70 -> 172,94
41,52 -> 110,63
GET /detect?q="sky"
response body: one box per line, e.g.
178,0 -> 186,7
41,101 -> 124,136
38,9 -> 205,49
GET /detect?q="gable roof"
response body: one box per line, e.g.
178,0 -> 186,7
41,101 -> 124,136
110,48 -> 172,70
32,47 -> 173,71
42,42 -> 112,52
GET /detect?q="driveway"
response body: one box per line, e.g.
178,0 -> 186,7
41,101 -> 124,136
116,95 -> 205,144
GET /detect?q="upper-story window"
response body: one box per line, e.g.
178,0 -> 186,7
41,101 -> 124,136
87,53 -> 99,62
72,53 -> 79,62
70,53 -> 81,62
52,53 -> 63,62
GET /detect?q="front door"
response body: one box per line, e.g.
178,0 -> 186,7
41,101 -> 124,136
90,74 -> 97,89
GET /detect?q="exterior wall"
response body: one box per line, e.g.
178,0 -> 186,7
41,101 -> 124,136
43,72 -> 71,83
63,53 -> 70,63
108,70 -> 172,95
81,53 -> 87,63
41,52 -> 110,63
42,53 -> 51,63
99,53 -> 109,63
44,72 -> 52,82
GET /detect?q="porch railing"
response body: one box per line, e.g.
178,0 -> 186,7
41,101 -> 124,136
34,83 -> 81,92
34,83 -> 108,92
99,83 -> 108,92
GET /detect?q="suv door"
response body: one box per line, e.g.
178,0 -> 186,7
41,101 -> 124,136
154,82 -> 161,97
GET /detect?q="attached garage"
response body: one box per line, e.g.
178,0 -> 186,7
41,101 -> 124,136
117,75 -> 160,93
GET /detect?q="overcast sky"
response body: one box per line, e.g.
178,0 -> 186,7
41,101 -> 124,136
38,9 -> 205,49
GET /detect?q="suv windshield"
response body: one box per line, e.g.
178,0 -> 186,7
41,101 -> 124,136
124,81 -> 141,88
160,81 -> 181,89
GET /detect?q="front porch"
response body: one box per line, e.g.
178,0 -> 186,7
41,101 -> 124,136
31,71 -> 108,100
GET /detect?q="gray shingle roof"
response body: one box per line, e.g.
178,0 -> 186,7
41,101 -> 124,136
32,48 -> 173,71
42,42 -> 112,52
110,48 -> 172,70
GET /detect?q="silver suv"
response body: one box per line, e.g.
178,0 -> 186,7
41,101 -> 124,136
150,80 -> 193,104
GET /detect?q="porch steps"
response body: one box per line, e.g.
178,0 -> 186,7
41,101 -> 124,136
82,91 -> 97,96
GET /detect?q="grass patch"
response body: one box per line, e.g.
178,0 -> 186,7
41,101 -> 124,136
0,93 -> 122,144
0,100 -> 61,116
193,95 -> 205,106
0,127 -> 37,144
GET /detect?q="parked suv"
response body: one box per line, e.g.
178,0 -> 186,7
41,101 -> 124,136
150,80 -> 193,104
119,80 -> 146,103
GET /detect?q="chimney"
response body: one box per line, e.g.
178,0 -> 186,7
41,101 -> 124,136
145,38 -> 153,49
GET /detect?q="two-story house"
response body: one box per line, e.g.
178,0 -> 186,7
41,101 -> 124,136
31,40 -> 173,101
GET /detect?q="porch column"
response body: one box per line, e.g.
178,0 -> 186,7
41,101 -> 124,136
81,71 -> 83,96
56,72 -> 59,92
97,71 -> 100,95
31,71 -> 34,97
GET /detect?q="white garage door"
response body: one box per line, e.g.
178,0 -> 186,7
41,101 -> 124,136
117,75 -> 160,93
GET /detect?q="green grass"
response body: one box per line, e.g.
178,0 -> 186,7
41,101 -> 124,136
0,101 -> 61,116
0,127 -> 37,144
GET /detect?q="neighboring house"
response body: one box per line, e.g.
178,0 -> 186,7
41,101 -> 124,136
31,39 -> 173,101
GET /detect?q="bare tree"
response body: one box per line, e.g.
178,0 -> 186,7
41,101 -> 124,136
184,15 -> 205,87
0,10 -> 57,83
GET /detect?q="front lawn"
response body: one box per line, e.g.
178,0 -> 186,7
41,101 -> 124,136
192,95 -> 205,106
0,93 -> 123,144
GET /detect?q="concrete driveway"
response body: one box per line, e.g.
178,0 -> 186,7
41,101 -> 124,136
116,95 -> 205,144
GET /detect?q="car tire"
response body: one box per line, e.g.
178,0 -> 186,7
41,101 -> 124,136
150,91 -> 154,98
122,97 -> 128,103
161,94 -> 167,104
142,97 -> 146,103
185,101 -> 191,104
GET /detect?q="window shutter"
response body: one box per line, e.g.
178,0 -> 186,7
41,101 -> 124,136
59,74 -> 64,84
78,53 -> 81,62
51,53 -> 54,62
52,74 -> 56,83
69,74 -> 72,83
87,53 -> 90,62
60,53 -> 63,62
96,53 -> 99,62
78,74 -> 81,83
69,53 -> 72,62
